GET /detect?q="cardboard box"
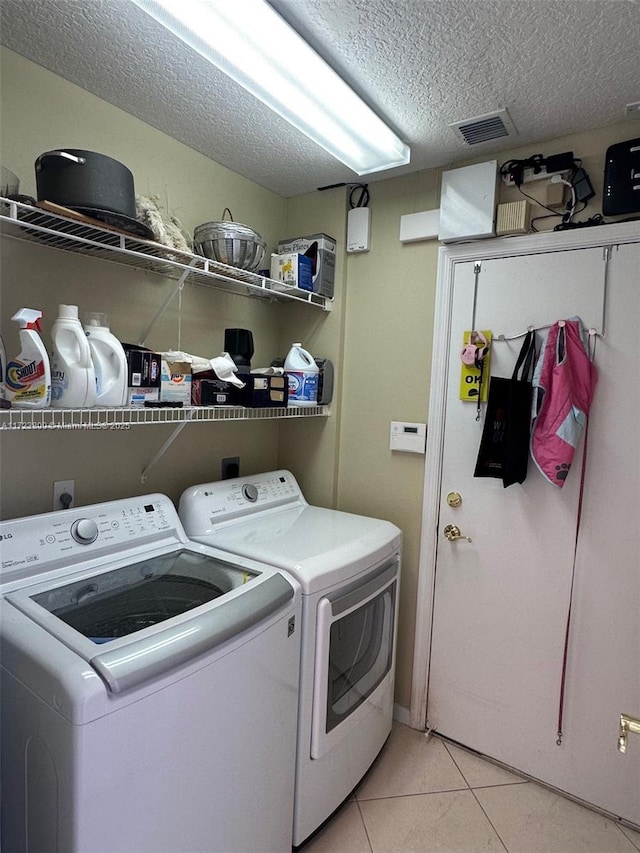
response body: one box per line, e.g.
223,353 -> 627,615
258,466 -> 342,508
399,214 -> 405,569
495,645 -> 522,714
277,233 -> 336,298
123,345 -> 161,388
128,387 -> 160,406
160,359 -> 192,404
273,252 -> 313,291
232,374 -> 288,408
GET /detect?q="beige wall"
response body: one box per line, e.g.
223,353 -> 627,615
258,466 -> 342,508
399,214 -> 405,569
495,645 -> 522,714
1,46 -> 637,713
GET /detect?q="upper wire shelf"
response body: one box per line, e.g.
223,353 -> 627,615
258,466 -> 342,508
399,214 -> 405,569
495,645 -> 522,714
0,197 -> 331,311
0,404 -> 328,431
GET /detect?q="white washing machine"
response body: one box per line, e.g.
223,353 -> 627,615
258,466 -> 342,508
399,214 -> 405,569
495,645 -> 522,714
0,494 -> 301,853
179,469 -> 402,846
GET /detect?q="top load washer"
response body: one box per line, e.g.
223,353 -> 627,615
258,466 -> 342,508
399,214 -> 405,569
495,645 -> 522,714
179,469 -> 403,846
0,494 -> 301,853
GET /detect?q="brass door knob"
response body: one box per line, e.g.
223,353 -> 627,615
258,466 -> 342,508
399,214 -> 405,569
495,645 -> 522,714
443,524 -> 472,543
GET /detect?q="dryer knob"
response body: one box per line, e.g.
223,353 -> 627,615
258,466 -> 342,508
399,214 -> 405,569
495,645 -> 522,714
242,483 -> 259,503
71,518 -> 99,544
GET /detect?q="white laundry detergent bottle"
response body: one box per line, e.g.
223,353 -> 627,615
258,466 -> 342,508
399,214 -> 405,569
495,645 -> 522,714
6,308 -> 51,407
284,342 -> 319,406
83,312 -> 128,406
50,304 -> 97,407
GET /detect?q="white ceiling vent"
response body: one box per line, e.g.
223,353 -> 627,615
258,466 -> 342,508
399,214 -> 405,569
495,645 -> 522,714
450,109 -> 517,146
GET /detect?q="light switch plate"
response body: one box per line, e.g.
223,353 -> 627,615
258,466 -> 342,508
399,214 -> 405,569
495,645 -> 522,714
390,421 -> 427,453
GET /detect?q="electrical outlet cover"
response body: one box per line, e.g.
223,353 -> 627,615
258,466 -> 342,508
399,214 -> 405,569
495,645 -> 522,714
53,479 -> 75,510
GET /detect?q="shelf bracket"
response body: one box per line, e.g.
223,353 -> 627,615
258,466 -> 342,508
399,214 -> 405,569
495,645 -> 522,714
140,410 -> 195,483
138,258 -> 198,346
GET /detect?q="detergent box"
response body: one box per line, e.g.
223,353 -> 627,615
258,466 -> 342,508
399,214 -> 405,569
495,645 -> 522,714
122,345 -> 161,389
272,252 -> 313,292
277,233 -> 336,298
160,358 -> 192,404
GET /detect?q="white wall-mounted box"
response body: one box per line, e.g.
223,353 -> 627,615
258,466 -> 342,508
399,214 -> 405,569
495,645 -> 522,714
438,160 -> 498,243
347,207 -> 371,252
399,209 -> 440,243
389,421 -> 427,454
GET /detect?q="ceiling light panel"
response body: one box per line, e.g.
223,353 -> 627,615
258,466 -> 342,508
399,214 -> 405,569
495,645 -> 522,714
131,0 -> 410,175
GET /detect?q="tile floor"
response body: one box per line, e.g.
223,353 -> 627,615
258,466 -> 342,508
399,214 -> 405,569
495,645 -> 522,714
299,723 -> 640,853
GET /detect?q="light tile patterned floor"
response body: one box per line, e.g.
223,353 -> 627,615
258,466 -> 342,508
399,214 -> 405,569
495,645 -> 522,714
299,723 -> 640,853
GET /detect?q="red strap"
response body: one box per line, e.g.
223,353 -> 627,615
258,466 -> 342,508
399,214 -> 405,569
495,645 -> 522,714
556,418 -> 590,746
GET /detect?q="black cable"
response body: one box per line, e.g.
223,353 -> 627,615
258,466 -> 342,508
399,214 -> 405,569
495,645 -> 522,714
348,183 -> 369,209
530,212 -> 561,233
517,184 -> 564,217
554,214 -> 606,231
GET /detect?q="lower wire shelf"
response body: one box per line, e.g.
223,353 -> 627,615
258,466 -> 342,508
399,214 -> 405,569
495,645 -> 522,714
0,404 -> 328,431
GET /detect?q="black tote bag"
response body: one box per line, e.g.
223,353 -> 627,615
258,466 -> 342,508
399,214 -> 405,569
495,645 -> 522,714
474,331 -> 537,487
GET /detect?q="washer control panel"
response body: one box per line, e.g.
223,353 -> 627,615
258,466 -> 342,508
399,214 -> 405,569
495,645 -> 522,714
0,495 -> 177,589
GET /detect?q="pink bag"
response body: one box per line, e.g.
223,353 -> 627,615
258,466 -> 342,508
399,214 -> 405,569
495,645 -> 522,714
531,320 -> 597,487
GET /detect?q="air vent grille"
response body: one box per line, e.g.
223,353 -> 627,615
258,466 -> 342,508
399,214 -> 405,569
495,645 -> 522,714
450,109 -> 517,146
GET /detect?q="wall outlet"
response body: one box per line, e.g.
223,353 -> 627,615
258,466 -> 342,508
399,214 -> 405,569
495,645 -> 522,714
221,457 -> 240,480
53,479 -> 75,510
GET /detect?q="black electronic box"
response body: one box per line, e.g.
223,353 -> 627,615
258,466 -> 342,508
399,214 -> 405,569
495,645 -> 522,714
603,137 -> 640,216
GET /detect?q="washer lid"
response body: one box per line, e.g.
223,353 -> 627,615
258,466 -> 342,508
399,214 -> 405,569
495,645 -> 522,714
4,544 -> 293,697
195,505 -> 402,594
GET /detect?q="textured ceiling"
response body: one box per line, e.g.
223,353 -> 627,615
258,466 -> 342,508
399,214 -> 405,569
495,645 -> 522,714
1,0 -> 639,197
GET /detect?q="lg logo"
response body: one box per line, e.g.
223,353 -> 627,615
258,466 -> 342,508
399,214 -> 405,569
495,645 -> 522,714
0,533 -> 13,541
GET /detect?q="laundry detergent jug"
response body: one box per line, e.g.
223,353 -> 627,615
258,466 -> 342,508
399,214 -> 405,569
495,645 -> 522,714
50,304 -> 97,407
84,312 -> 128,406
284,343 -> 319,406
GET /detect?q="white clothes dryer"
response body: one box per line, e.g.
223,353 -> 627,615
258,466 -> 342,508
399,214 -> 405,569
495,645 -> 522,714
0,494 -> 301,853
179,469 -> 402,846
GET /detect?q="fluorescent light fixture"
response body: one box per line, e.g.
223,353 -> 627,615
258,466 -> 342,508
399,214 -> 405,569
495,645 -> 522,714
130,0 -> 410,175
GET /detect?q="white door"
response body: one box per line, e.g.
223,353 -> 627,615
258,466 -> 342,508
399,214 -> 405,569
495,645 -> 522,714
425,238 -> 640,825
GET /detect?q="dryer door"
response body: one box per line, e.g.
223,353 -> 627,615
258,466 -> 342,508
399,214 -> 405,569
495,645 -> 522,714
311,557 -> 399,758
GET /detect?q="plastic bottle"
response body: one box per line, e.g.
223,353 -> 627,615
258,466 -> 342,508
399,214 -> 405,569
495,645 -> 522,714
284,342 -> 319,406
83,312 -> 128,406
50,304 -> 97,408
5,308 -> 52,407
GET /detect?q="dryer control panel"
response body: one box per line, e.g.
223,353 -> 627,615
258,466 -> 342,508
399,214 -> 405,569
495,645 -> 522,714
0,495 -> 178,591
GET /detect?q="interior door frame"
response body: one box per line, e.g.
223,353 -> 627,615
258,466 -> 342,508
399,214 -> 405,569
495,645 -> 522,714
409,220 -> 640,731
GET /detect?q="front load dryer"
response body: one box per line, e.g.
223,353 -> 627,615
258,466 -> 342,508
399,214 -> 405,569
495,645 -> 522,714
0,494 -> 301,853
179,469 -> 402,846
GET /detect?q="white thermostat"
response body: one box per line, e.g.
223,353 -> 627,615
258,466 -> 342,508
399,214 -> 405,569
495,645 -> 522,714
389,421 -> 427,454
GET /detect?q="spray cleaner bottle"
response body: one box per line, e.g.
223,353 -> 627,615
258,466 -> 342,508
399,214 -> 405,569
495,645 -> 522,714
6,308 -> 52,407
50,304 -> 97,408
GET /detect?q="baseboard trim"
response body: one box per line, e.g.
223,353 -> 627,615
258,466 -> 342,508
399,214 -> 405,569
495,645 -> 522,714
393,703 -> 413,727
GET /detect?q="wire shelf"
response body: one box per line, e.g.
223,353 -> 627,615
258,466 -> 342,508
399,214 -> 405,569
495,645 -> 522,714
0,404 -> 328,431
0,197 -> 331,311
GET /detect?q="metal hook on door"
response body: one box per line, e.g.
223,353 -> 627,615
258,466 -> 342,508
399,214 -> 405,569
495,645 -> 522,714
618,713 -> 640,753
